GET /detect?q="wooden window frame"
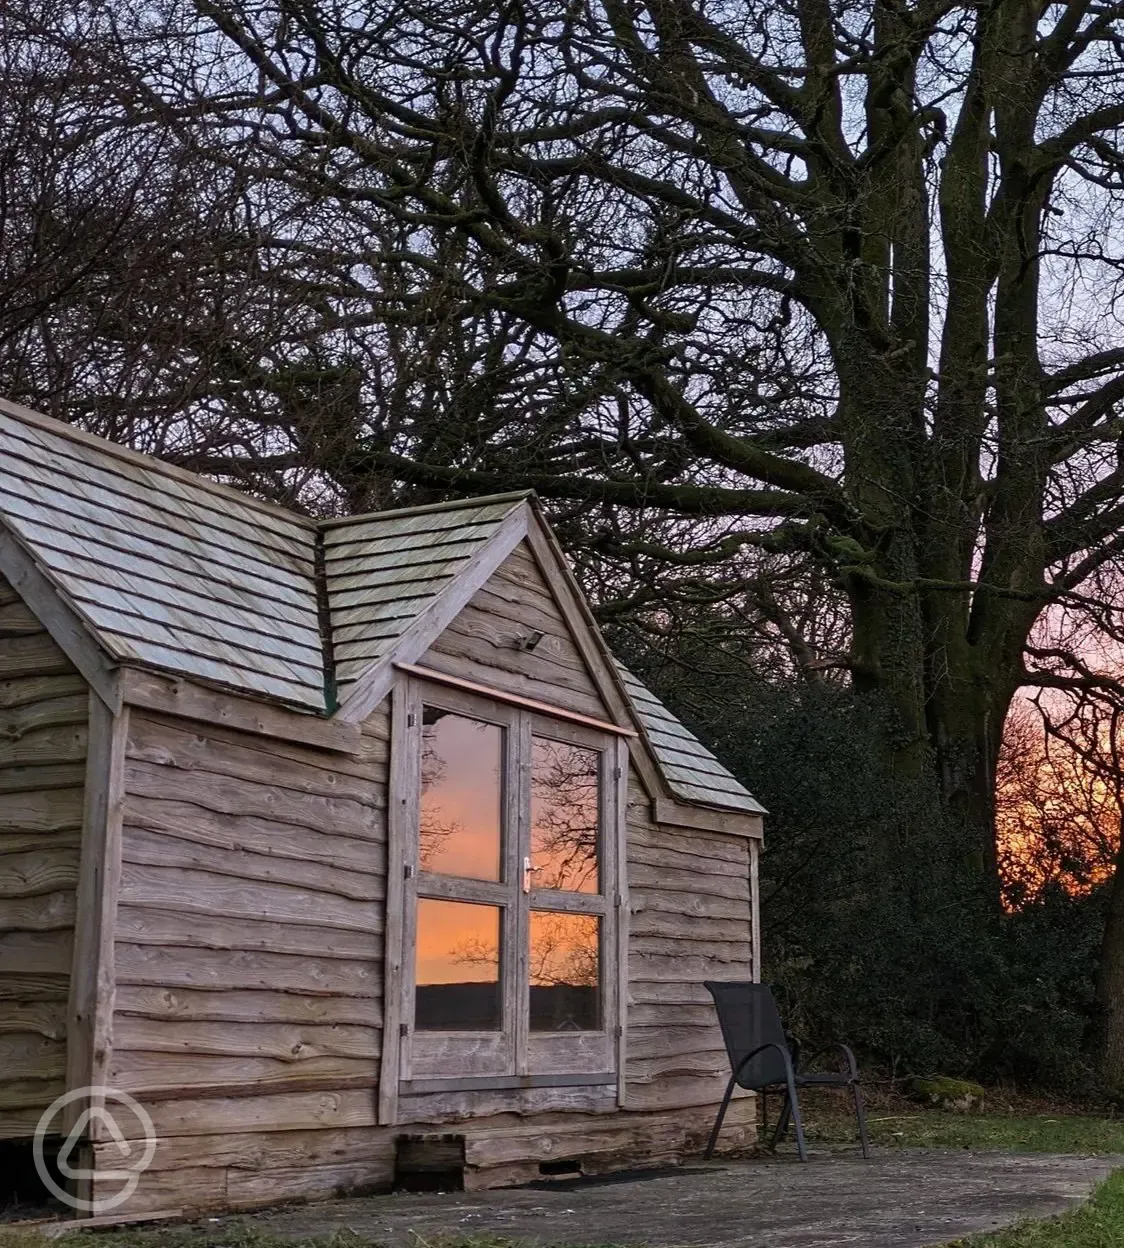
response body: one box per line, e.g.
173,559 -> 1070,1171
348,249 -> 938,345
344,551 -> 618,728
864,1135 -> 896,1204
380,672 -> 627,1121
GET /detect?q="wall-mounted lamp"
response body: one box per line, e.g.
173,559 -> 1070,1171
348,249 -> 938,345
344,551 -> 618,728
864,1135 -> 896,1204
513,629 -> 545,652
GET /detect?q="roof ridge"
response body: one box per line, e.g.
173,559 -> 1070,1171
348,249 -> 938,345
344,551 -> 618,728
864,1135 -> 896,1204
318,490 -> 534,531
0,397 -> 316,530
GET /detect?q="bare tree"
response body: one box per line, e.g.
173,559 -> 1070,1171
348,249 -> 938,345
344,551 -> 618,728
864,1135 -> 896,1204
7,0 -> 1124,886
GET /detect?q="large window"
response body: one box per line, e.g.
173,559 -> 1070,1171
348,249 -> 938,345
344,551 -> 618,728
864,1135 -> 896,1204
395,675 -> 624,1091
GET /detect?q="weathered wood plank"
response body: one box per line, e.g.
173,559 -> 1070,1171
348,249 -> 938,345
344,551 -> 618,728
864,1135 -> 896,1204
0,928 -> 73,973
113,1018 -> 380,1060
0,1032 -> 67,1081
129,709 -> 374,782
121,827 -> 384,901
111,1053 -> 374,1099
143,1086 -> 381,1137
123,796 -> 385,867
627,861 -> 750,902
121,674 -> 362,757
114,944 -> 379,998
0,973 -> 71,1002
0,850 -> 80,897
0,889 -> 77,931
0,599 -> 47,635
118,862 -> 381,933
118,1123 -> 397,1174
629,887 -> 749,922
0,1002 -> 67,1038
115,904 -> 382,959
123,760 -> 379,839
626,816 -> 748,864
398,1084 -> 617,1124
115,984 -> 381,1027
0,787 -> 85,835
0,723 -> 87,767
0,763 -> 86,795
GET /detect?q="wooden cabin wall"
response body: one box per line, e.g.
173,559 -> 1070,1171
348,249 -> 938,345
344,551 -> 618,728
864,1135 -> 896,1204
625,773 -> 755,1115
0,574 -> 88,1140
102,704 -> 394,1210
420,541 -> 610,719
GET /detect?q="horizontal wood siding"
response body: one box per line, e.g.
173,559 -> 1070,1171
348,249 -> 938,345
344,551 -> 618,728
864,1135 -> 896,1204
111,708 -> 390,1105
420,542 -> 610,720
0,575 -> 86,1138
625,774 -> 753,1112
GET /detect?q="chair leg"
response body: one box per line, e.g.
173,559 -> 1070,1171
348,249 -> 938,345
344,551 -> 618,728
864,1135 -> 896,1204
760,1088 -> 769,1145
705,1074 -> 738,1159
785,1073 -> 808,1162
852,1080 -> 871,1159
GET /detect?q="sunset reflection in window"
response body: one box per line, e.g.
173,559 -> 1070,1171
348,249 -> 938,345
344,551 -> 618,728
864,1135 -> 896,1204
529,911 -> 601,1031
531,737 -> 600,893
414,899 -> 502,1031
420,706 -> 503,880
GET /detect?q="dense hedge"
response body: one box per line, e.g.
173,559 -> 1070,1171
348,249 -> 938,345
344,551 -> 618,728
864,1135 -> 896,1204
636,669 -> 1105,1090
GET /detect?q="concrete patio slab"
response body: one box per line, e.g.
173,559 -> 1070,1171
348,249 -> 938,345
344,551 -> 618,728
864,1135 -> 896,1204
233,1148 -> 1123,1248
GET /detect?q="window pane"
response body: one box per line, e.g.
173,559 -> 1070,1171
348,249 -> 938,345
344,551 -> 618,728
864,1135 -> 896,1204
529,911 -> 601,1032
531,737 -> 600,893
420,707 -> 503,881
415,899 -> 502,1031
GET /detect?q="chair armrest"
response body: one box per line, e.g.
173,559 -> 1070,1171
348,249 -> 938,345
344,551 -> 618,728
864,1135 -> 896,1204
732,1041 -> 797,1088
800,1042 -> 860,1079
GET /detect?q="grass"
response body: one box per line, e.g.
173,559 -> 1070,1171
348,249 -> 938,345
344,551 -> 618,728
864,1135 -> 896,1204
946,1168 -> 1124,1246
806,1107 -> 1124,1154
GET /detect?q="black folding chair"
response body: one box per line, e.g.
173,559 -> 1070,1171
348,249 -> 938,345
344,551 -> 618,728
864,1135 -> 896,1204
703,981 -> 870,1162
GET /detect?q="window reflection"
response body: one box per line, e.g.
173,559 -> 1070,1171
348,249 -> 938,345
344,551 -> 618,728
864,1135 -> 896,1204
420,707 -> 503,881
531,737 -> 600,893
529,911 -> 601,1032
415,899 -> 502,1031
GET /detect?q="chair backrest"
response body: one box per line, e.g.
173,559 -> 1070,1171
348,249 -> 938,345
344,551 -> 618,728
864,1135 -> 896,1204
705,981 -> 791,1089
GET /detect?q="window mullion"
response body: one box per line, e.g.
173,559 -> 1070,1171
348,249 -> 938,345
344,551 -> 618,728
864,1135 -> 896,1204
512,709 -> 532,1075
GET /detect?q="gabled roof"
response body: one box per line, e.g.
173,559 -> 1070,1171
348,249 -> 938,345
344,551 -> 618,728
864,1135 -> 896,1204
0,398 -> 762,818
322,494 -> 531,690
0,401 -> 324,708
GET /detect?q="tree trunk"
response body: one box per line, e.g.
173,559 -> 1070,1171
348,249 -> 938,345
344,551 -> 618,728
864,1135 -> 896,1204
1095,814 -> 1124,1093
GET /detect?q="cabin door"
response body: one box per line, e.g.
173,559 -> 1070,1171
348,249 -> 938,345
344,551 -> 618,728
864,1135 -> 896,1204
397,676 -> 621,1093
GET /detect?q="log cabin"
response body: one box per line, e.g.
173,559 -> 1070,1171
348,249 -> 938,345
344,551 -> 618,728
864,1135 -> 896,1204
0,396 -> 764,1217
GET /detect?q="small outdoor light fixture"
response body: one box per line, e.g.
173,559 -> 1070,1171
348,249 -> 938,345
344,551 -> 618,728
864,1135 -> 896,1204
513,629 -> 545,652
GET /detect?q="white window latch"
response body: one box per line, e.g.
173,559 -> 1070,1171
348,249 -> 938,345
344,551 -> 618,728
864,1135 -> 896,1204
523,856 -> 532,894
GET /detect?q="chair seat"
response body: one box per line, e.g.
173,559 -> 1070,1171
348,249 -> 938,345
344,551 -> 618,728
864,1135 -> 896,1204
795,1071 -> 855,1087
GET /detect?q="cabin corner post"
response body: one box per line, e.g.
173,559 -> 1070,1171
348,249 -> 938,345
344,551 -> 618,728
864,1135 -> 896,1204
65,693 -> 129,1147
377,680 -> 412,1126
614,735 -> 630,1108
750,838 -> 761,984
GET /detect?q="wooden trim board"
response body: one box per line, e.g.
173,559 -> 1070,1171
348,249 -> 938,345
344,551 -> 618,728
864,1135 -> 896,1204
65,698 -> 130,1138
397,663 -> 637,737
0,526 -> 121,713
652,797 -> 763,840
377,678 -> 411,1126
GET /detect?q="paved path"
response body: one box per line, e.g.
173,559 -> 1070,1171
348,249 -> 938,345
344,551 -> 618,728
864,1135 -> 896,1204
240,1149 -> 1123,1248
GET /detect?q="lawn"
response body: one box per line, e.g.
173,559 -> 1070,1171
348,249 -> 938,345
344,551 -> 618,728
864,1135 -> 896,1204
805,1105 -> 1124,1154
948,1169 -> 1124,1246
